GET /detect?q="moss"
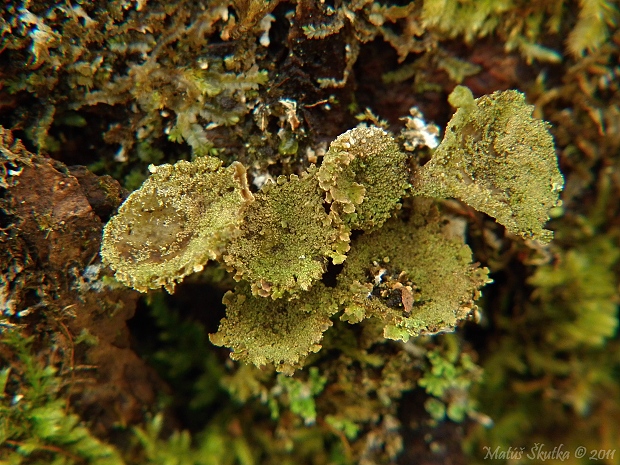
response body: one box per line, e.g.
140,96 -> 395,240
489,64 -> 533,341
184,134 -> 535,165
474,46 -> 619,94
466,233 -> 620,460
270,367 -> 327,425
310,333 -> 419,463
418,334 -> 483,423
566,0 -> 619,57
163,64 -> 269,156
100,156 -> 254,293
0,330 -> 124,465
527,237 -> 620,349
132,412 -> 258,465
412,86 -> 564,243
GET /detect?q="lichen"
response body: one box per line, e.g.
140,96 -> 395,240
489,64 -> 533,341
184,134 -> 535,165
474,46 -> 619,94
223,166 -> 349,298
209,282 -> 338,375
412,86 -> 564,243
100,156 -> 253,293
317,126 -> 410,232
99,107 -> 560,369
336,198 -> 490,341
5,1 -> 619,464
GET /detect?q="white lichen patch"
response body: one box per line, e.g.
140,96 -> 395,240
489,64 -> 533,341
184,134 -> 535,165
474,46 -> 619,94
400,107 -> 440,151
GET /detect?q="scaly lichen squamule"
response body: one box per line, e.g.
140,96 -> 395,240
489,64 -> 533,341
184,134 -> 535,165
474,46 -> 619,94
100,89 -> 564,372
317,126 -> 411,232
412,86 -> 564,243
100,156 -> 253,293
223,167 -> 349,299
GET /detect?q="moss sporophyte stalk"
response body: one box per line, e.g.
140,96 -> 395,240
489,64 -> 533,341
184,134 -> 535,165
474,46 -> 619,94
100,87 -> 564,373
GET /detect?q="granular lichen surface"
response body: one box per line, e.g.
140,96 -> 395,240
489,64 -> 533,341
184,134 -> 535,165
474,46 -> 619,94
1,1 -> 619,464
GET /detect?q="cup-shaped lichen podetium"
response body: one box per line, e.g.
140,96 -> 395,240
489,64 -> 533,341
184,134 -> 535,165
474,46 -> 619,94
335,198 -> 491,342
210,282 -> 338,374
223,167 -> 350,299
317,126 -> 411,232
100,156 -> 253,293
412,86 -> 564,243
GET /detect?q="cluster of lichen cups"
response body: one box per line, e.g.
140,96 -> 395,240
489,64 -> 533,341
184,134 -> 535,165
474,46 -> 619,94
101,88 -> 563,374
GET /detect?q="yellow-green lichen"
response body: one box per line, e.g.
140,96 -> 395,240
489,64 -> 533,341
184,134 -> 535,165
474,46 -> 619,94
223,166 -> 349,298
100,156 -> 253,293
317,126 -> 410,232
412,86 -> 564,243
209,282 -> 338,374
336,199 -> 490,341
